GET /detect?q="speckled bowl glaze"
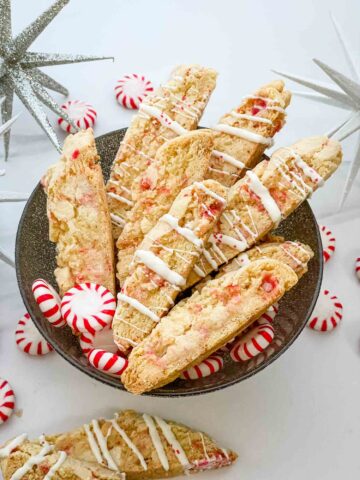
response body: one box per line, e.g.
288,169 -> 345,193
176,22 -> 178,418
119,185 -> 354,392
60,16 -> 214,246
16,128 -> 323,397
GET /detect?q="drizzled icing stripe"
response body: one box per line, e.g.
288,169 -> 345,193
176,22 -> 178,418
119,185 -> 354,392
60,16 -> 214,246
233,252 -> 251,267
161,214 -> 203,250
202,249 -> 218,270
214,124 -> 274,146
246,171 -> 282,225
290,149 -> 324,186
212,150 -> 245,170
43,451 -> 67,480
107,192 -> 134,206
110,213 -> 126,227
143,414 -> 169,471
91,419 -> 118,471
140,104 -> 188,135
135,250 -> 186,287
84,423 -> 103,464
10,440 -> 52,480
117,293 -> 160,322
154,416 -> 191,470
193,264 -> 206,278
230,111 -> 273,125
111,418 -> 147,471
193,182 -> 226,203
0,434 -> 28,459
211,233 -> 247,252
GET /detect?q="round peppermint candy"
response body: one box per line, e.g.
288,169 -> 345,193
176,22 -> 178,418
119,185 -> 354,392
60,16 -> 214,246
115,73 -> 154,109
79,327 -> 118,355
319,225 -> 336,263
0,378 -> 15,425
355,257 -> 360,280
87,349 -> 128,376
256,302 -> 279,326
58,100 -> 97,134
307,289 -> 343,332
32,279 -> 65,327
230,323 -> 275,362
61,283 -> 116,334
180,355 -> 224,380
15,313 -> 53,355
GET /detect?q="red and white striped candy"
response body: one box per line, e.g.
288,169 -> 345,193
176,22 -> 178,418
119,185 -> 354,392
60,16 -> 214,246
355,257 -> 360,280
115,73 -> 154,109
0,379 -> 15,425
307,289 -> 343,332
87,349 -> 128,376
319,225 -> 336,263
256,302 -> 279,326
15,313 -> 53,355
79,327 -> 118,355
61,283 -> 116,334
230,323 -> 275,362
32,279 -> 65,327
58,100 -> 97,134
180,355 -> 223,380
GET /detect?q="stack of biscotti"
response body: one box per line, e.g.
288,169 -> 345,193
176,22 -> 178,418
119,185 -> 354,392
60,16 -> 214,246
43,129 -> 115,296
106,64 -> 218,238
0,410 -> 237,480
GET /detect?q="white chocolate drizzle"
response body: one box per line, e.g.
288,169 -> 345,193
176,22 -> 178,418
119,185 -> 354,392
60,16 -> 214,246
193,182 -> 226,204
135,250 -> 186,287
246,171 -> 281,225
142,414 -> 169,471
212,150 -> 245,170
107,192 -> 134,206
83,423 -> 104,465
202,248 -> 219,270
140,104 -> 188,136
230,111 -> 273,125
117,293 -> 160,322
290,149 -> 324,186
91,419 -> 118,471
161,214 -> 203,250
43,451 -> 67,480
0,434 -> 28,458
233,252 -> 251,268
10,438 -> 52,480
111,418 -> 147,471
154,416 -> 191,470
110,213 -> 126,227
212,233 -> 247,252
214,124 -> 274,146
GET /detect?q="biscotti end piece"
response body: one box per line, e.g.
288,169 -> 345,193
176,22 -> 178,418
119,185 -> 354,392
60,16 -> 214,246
116,129 -> 215,283
208,80 -> 291,187
113,179 -> 227,353
107,64 -> 218,237
44,128 -> 115,296
122,259 -> 298,394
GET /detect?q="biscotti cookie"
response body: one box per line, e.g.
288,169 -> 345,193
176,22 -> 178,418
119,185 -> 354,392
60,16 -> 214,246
113,179 -> 227,352
106,65 -> 218,237
122,259 -> 299,394
208,80 -> 291,187
116,130 -> 215,283
0,411 -> 237,480
193,239 -> 314,293
186,136 -> 342,288
0,437 -> 125,480
43,129 -> 115,296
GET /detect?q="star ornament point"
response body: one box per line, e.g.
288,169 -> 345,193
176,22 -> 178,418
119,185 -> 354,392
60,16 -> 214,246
0,0 -> 113,161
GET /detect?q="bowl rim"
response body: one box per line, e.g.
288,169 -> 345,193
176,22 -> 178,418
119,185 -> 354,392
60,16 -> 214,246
15,128 -> 323,397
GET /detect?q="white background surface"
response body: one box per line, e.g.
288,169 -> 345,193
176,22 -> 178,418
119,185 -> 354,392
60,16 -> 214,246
1,0 -> 360,478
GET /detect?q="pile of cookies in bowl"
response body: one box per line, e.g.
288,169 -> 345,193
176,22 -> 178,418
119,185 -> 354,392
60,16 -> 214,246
19,64 -> 342,395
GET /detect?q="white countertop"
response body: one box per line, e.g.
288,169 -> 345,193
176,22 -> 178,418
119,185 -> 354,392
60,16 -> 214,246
1,0 -> 360,478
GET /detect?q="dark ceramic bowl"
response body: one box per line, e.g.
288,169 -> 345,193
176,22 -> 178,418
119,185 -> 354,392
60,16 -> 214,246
16,128 -> 323,397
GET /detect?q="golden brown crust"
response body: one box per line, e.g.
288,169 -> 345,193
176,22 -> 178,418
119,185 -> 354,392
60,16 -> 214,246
116,130 -> 215,283
0,410 -> 237,480
106,65 -> 218,237
122,259 -> 298,394
208,80 -> 291,187
186,136 -> 342,288
113,180 -> 227,352
43,129 -> 115,296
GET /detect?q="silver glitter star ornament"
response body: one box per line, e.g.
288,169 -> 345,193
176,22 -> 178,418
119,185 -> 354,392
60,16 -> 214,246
273,13 -> 360,207
0,0 -> 113,161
